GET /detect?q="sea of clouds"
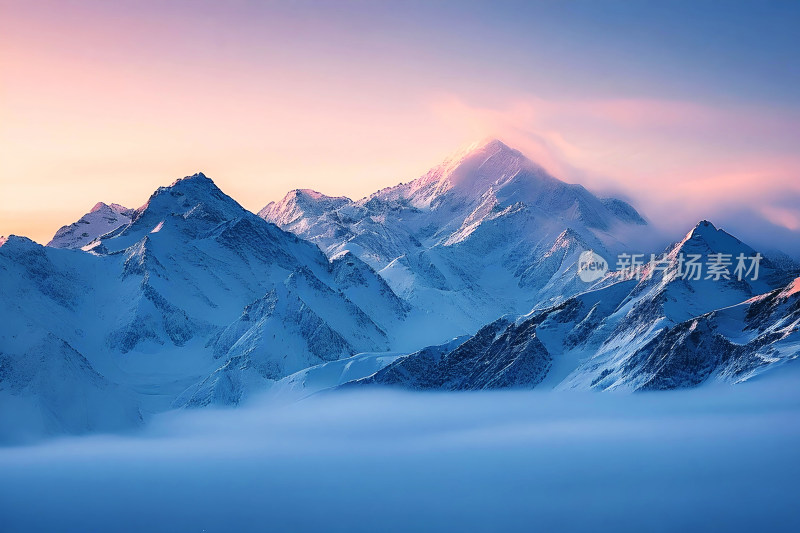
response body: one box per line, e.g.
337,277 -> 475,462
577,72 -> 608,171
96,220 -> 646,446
2,369 -> 800,533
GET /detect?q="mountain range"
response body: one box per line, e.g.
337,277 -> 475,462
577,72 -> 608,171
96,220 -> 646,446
351,221 -> 798,391
1,139 -> 798,439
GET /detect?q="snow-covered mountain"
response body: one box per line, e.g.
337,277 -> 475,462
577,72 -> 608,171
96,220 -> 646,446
560,221 -> 791,390
2,142 -> 799,440
48,202 -> 134,249
346,221 -> 799,391
270,336 -> 470,400
260,139 -> 649,334
0,173 -> 413,436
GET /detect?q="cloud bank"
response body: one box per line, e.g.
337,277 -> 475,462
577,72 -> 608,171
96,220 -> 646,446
2,373 -> 800,532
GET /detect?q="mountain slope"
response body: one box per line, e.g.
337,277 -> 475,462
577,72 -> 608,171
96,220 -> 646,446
347,221 -> 798,392
0,173 -> 412,436
260,139 -> 650,333
565,220 -> 791,390
627,275 -> 800,390
355,317 -> 552,390
3,144 -> 799,439
48,202 -> 134,249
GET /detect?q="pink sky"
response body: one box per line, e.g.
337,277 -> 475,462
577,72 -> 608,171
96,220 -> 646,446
1,1 -> 798,255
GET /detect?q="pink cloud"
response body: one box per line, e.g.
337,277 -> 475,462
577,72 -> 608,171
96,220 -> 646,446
761,206 -> 800,232
429,93 -> 800,246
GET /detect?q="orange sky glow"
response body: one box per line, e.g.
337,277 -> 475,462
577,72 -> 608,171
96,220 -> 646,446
1,1 -> 799,255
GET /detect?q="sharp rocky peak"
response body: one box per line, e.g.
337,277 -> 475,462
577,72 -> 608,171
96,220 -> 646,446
90,202 -> 133,216
290,188 -> 330,200
664,220 -> 758,264
92,172 -> 251,251
0,235 -> 43,254
287,188 -> 352,205
260,188 -> 353,223
144,172 -> 234,209
693,219 -> 717,233
167,172 -> 213,187
142,172 -> 225,204
681,220 -> 739,247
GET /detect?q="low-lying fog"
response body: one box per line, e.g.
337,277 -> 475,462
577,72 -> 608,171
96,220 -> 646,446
2,369 -> 800,532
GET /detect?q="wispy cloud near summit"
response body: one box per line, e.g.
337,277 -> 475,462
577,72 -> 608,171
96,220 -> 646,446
432,94 -> 800,254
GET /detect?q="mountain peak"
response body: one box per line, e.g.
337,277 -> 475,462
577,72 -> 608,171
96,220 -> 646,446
388,138 -> 547,209
170,172 -> 210,185
468,137 -> 514,153
694,219 -> 716,232
159,172 -> 216,190
362,139 -> 647,237
48,201 -> 136,249
550,228 -> 591,253
682,220 -> 729,245
93,172 -> 249,252
154,172 -> 223,199
90,202 -> 132,215
446,138 -> 551,188
457,137 -> 525,165
260,188 -> 352,226
290,188 -> 336,201
671,219 -> 752,259
0,234 -> 37,249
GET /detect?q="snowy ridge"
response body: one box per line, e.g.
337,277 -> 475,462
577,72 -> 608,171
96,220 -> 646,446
260,139 -> 651,332
2,143 -> 800,439
0,172 -> 414,436
345,221 -> 798,392
48,202 -> 135,249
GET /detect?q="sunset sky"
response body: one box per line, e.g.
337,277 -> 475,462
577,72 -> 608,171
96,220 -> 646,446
1,0 -> 799,254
